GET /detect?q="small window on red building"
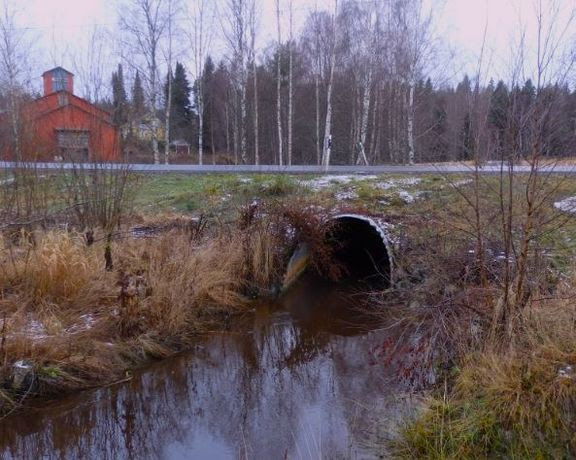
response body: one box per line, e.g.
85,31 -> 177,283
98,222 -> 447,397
57,129 -> 90,161
58,93 -> 69,107
52,68 -> 67,92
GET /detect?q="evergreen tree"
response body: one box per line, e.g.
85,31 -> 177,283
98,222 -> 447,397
111,64 -> 128,127
132,71 -> 146,120
489,80 -> 509,132
460,112 -> 473,160
165,62 -> 193,142
488,80 -> 509,154
431,96 -> 448,161
200,56 -> 216,153
456,74 -> 471,94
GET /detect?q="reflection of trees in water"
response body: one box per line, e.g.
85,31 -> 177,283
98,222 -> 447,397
0,312 -> 417,458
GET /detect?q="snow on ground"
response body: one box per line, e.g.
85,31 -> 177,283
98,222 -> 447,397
335,190 -> 359,201
397,190 -> 419,203
299,175 -> 378,190
5,314 -> 98,343
374,177 -> 422,190
450,179 -> 473,187
299,175 -> 426,204
554,196 -> 576,214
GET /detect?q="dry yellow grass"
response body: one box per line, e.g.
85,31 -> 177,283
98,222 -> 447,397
0,217 -> 288,414
393,275 -> 576,459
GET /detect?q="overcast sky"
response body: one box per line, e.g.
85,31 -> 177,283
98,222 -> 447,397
4,0 -> 575,97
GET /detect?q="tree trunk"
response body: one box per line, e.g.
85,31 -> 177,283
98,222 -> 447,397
164,66 -> 172,165
198,92 -> 204,165
275,0 -> 283,166
287,0 -> 294,166
407,80 -> 415,165
315,73 -> 321,165
369,81 -> 379,163
322,0 -> 338,169
322,55 -> 335,168
240,80 -> 247,164
150,64 -> 160,165
225,101 -> 230,158
253,61 -> 260,165
9,92 -> 21,161
357,70 -> 371,165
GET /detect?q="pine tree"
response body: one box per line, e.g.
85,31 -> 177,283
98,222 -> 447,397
200,56 -> 216,154
460,112 -> 473,160
131,71 -> 146,120
165,62 -> 193,142
489,80 -> 510,154
431,95 -> 448,161
111,64 -> 128,127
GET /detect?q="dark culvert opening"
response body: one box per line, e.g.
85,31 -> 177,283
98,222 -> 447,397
327,216 -> 391,289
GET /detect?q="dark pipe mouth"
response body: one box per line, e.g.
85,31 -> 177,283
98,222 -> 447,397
327,216 -> 391,289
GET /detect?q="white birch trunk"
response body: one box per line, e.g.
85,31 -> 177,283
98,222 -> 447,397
322,0 -> 338,169
197,93 -> 204,164
356,69 -> 372,166
150,63 -> 160,164
315,73 -> 321,165
253,61 -> 259,165
407,80 -> 415,165
240,80 -> 247,164
8,91 -> 21,161
287,0 -> 294,166
275,0 -> 283,166
164,67 -> 172,165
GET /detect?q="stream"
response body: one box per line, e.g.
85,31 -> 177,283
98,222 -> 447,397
0,274 -> 426,459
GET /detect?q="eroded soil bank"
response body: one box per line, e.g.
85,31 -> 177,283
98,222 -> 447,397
0,274 -> 427,459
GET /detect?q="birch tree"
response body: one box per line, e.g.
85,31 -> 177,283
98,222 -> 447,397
275,0 -> 283,165
163,0 -> 174,164
321,0 -> 338,169
222,0 -> 250,164
247,0 -> 259,164
287,0 -> 294,166
71,26 -> 110,103
188,0 -> 213,165
390,0 -> 436,165
119,0 -> 171,164
0,0 -> 33,161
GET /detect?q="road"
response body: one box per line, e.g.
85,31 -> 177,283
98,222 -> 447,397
2,161 -> 576,175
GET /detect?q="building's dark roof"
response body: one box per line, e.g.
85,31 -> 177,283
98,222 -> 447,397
42,66 -> 74,77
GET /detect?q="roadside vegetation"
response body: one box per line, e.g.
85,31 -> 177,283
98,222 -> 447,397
2,160 -> 576,459
382,168 -> 576,458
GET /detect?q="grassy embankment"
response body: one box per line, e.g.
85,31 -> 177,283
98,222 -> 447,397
3,166 -> 576,456
382,171 -> 576,458
0,169 -> 434,415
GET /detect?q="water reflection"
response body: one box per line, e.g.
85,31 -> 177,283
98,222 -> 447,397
0,275 -> 421,459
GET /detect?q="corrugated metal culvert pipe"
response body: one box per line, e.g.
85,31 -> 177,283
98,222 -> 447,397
283,214 -> 393,291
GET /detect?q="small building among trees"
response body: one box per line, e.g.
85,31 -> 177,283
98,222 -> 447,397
1,67 -> 120,162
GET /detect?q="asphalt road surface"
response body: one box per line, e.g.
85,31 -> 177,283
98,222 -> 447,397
2,161 -> 576,175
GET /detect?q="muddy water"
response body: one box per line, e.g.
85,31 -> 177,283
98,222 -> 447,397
0,275 -> 425,459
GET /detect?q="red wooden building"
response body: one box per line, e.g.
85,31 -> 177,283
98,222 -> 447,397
1,67 -> 120,162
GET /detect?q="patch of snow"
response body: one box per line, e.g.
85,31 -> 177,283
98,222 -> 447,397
66,314 -> 97,334
335,190 -> 358,201
397,190 -> 418,204
374,177 -> 421,190
558,365 -> 574,379
451,179 -> 473,187
15,319 -> 49,341
554,196 -> 576,214
300,174 -> 377,190
13,360 -> 32,370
